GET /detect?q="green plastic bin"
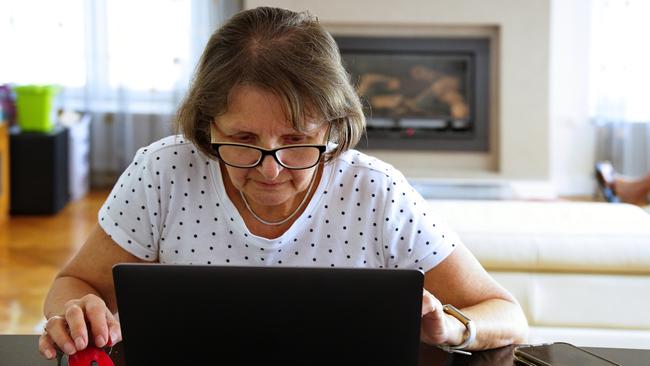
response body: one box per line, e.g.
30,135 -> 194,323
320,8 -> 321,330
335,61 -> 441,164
14,85 -> 60,132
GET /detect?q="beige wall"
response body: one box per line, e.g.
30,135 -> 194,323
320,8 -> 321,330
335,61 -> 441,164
245,0 -> 551,180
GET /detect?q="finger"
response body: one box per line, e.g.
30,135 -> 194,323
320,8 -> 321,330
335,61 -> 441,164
421,291 -> 434,316
38,332 -> 58,359
106,311 -> 122,346
421,291 -> 442,317
86,300 -> 110,347
45,316 -> 77,355
64,303 -> 88,351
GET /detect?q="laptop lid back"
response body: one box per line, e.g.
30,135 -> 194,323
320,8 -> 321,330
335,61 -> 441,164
113,264 -> 423,365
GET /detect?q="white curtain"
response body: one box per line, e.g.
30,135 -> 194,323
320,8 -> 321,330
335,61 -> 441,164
0,0 -> 239,183
0,0 -> 207,113
590,0 -> 650,175
590,0 -> 650,123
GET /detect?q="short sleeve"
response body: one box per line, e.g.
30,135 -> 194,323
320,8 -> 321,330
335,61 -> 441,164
381,171 -> 458,272
98,147 -> 161,261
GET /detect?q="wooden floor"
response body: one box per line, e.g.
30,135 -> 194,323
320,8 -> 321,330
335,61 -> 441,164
0,190 -> 109,334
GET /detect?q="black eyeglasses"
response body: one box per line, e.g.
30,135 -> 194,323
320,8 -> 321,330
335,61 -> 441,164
211,142 -> 326,170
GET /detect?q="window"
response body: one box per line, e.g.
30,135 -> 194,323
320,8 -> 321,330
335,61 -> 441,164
590,0 -> 650,123
0,0 -> 86,87
0,0 -> 195,113
105,0 -> 191,92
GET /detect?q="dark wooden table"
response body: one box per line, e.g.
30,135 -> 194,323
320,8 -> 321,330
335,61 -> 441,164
1,335 -> 648,365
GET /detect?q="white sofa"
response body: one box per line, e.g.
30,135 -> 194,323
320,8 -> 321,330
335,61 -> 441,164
428,199 -> 650,349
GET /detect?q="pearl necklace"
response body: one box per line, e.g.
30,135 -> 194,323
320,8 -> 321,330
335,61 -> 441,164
239,168 -> 318,226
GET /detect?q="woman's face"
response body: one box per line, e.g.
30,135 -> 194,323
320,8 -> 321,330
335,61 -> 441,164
212,85 -> 328,211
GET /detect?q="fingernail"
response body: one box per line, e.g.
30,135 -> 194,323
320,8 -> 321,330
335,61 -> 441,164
64,343 -> 76,355
95,335 -> 105,347
75,337 -> 85,350
44,349 -> 53,359
110,332 -> 118,344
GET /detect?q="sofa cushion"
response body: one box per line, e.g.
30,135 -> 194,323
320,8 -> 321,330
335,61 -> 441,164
428,200 -> 650,274
491,272 -> 650,330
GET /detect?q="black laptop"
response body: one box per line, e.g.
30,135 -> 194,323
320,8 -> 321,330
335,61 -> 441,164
113,264 -> 424,365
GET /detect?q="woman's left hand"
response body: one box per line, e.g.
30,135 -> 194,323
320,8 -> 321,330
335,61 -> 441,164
420,289 -> 461,346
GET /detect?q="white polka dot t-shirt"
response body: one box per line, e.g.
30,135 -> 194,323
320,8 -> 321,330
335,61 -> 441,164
98,135 -> 459,271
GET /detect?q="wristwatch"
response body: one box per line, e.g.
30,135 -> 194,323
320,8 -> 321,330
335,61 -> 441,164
436,304 -> 476,356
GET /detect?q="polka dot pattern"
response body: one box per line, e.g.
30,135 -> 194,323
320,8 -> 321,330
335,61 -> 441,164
98,135 -> 457,271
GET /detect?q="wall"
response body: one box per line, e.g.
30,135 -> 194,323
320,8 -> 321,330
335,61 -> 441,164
245,0 -> 551,181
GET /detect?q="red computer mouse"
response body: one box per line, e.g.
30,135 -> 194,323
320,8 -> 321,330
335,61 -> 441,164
67,346 -> 114,366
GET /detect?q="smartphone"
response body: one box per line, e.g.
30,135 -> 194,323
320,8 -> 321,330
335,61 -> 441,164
513,342 -> 620,366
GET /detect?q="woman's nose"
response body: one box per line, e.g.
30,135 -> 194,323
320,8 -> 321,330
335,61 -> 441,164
257,155 -> 282,179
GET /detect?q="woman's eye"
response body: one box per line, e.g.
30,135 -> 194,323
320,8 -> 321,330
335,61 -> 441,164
285,136 -> 307,144
231,135 -> 254,143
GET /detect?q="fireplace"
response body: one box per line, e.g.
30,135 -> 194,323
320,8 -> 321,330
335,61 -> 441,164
336,36 -> 490,151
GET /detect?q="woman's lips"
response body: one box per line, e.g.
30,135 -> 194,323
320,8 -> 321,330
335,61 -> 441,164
253,180 -> 285,188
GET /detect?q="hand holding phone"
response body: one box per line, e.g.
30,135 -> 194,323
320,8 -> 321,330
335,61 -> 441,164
513,342 -> 620,366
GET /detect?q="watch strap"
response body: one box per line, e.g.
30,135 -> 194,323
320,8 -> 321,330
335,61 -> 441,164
436,304 -> 476,355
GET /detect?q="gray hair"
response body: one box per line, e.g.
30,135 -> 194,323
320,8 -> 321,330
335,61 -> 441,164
174,6 -> 365,162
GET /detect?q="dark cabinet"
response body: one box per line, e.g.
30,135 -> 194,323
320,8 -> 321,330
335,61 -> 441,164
9,126 -> 69,214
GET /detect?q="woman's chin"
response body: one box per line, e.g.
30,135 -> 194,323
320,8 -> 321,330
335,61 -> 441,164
246,192 -> 293,208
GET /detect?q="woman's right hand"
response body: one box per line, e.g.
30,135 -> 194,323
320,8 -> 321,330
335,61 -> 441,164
38,294 -> 122,360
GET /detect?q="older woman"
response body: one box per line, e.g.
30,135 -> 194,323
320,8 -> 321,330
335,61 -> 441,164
39,6 -> 527,360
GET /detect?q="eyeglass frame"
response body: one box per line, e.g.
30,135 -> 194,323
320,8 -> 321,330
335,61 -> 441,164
211,142 -> 327,170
